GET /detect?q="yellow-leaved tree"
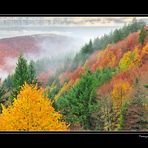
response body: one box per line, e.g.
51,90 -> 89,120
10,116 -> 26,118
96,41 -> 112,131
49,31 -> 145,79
0,83 -> 69,131
111,80 -> 132,130
119,48 -> 141,71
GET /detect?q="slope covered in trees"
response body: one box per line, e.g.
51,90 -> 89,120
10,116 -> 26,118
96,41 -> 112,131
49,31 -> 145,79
0,19 -> 147,131
0,34 -> 80,81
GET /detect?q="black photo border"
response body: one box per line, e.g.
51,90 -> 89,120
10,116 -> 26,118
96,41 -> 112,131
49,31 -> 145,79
0,14 -> 147,146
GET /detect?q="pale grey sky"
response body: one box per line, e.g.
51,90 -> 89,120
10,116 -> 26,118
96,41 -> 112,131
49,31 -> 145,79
0,17 -> 148,26
42,17 -> 147,26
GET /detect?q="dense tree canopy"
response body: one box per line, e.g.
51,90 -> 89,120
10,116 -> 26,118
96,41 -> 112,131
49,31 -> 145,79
0,18 -> 147,131
56,68 -> 115,130
0,83 -> 68,131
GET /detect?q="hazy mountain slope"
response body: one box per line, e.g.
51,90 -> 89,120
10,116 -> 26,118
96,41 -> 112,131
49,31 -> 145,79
0,34 -> 82,80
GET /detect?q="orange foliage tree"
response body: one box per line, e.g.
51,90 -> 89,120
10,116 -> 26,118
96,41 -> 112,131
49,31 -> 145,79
141,43 -> 148,64
97,49 -> 116,68
142,43 -> 148,55
91,48 -> 122,71
0,83 -> 69,131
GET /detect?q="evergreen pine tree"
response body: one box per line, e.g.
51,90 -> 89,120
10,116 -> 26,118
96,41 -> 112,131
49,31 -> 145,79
144,84 -> 148,88
139,27 -> 147,45
27,60 -> 37,84
11,55 -> 28,99
56,68 -> 98,130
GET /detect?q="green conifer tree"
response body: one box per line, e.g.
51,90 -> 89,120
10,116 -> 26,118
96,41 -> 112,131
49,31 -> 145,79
11,55 -> 28,99
139,27 -> 147,45
27,60 -> 37,84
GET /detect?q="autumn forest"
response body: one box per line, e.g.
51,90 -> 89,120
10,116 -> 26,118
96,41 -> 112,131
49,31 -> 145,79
0,17 -> 147,131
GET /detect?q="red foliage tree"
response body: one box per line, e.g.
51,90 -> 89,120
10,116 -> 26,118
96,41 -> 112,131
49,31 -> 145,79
59,66 -> 85,84
37,69 -> 54,87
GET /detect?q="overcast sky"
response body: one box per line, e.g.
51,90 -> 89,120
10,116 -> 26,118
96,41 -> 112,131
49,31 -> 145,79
0,17 -> 148,26
43,17 -> 148,26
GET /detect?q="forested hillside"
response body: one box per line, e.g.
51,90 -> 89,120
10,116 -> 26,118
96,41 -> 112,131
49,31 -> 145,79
0,19 -> 147,131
